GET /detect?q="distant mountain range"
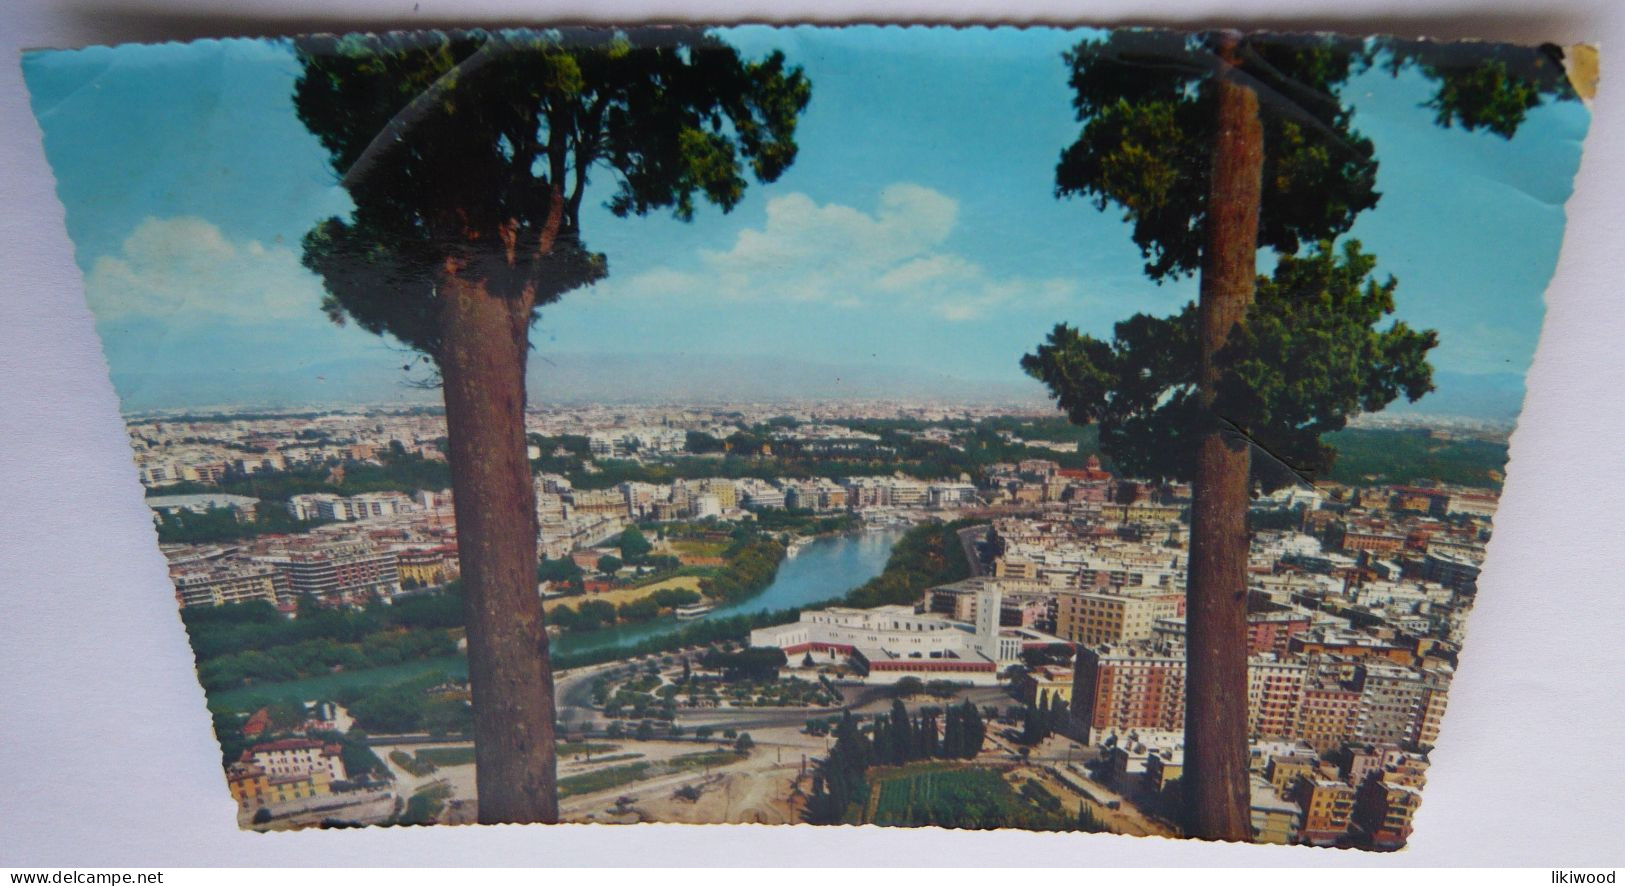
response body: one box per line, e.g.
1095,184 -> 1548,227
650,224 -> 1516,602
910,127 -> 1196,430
1382,370 -> 1528,423
110,353 -> 1529,421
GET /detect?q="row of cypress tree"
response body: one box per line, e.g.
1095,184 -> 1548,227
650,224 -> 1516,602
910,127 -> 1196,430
803,701 -> 988,824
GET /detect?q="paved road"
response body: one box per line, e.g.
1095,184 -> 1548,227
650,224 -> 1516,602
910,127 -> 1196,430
957,524 -> 991,577
557,669 -> 1022,735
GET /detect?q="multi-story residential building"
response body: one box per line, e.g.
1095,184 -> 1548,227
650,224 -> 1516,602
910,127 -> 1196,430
1072,642 -> 1358,748
232,452 -> 288,475
1144,748 -> 1183,793
1248,655 -> 1309,738
241,738 -> 348,782
1265,753 -> 1321,794
1342,530 -> 1407,555
619,481 -> 662,518
1353,776 -> 1423,850
1297,677 -> 1364,754
1356,663 -> 1429,747
148,492 -> 260,522
252,545 -> 401,605
1289,629 -> 1416,666
887,479 -> 929,508
536,492 -> 570,523
1421,548 -> 1483,593
569,488 -> 630,519
737,479 -> 786,510
1291,777 -> 1358,846
927,482 -> 978,507
538,512 -> 625,560
171,564 -> 288,609
1247,612 -> 1315,657
1417,677 -> 1451,748
286,491 -> 413,522
1444,490 -> 1498,519
1018,664 -> 1074,710
228,765 -> 334,812
1055,587 -> 1180,647
1069,645 -> 1187,743
1250,776 -> 1303,845
396,547 -> 454,588
700,478 -> 738,511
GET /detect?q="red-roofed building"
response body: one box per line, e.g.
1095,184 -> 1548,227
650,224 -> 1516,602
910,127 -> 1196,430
241,707 -> 271,740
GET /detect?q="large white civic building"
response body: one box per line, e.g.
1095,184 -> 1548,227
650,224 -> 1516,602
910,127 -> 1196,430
749,586 -> 1064,685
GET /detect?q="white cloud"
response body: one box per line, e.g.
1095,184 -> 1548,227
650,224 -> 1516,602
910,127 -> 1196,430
85,217 -> 324,323
601,183 -> 1075,321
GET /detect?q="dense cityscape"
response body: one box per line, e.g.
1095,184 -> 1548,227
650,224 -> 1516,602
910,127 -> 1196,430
138,401 -> 1504,847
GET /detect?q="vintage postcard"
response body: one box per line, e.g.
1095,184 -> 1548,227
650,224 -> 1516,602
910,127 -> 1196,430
22,25 -> 1593,847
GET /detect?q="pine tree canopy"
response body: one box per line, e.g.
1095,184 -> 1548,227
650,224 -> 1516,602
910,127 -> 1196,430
294,28 -> 811,357
1023,241 -> 1437,487
1054,30 -> 1573,282
1032,30 -> 1574,489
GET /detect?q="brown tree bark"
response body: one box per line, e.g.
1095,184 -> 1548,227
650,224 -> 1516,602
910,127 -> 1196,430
438,259 -> 559,824
1182,33 -> 1263,842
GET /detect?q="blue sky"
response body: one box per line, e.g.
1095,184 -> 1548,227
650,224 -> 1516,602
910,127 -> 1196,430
23,27 -> 1591,409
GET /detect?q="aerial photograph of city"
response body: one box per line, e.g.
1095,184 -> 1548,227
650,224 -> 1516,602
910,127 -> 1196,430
22,24 -> 1591,848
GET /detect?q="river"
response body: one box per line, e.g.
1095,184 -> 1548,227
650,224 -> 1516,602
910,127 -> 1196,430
209,527 -> 905,711
551,526 -> 907,658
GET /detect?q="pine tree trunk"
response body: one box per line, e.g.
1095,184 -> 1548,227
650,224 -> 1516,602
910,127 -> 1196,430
438,264 -> 559,824
1182,33 -> 1262,842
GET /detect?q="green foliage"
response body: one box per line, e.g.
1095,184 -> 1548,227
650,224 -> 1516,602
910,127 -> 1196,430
320,730 -> 390,780
1040,32 -> 1576,491
398,782 -> 452,825
841,521 -> 975,609
192,619 -> 459,692
866,765 -> 1073,830
618,526 -> 654,560
390,749 -> 437,777
151,452 -> 452,538
597,555 -> 624,574
699,646 -> 787,681
1056,30 -> 1378,282
538,557 -> 585,585
685,430 -> 726,453
1020,779 -> 1064,814
616,596 -> 660,623
942,701 -> 986,760
186,595 -> 464,689
1019,704 -> 1050,746
155,506 -> 331,545
556,749 -> 741,798
294,28 -> 810,357
1056,31 -> 1574,284
804,711 -> 873,824
347,679 -> 473,735
1325,427 -> 1507,488
1024,242 -> 1436,489
414,746 -> 477,768
648,587 -> 701,609
550,598 -> 617,632
1078,803 -> 1109,833
697,536 -> 786,602
1387,41 -> 1575,138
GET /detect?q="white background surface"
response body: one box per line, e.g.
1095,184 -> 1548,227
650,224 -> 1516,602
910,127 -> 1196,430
2,0 -> 1622,868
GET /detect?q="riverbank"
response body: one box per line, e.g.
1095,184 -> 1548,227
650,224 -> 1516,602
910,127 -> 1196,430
208,526 -> 909,714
